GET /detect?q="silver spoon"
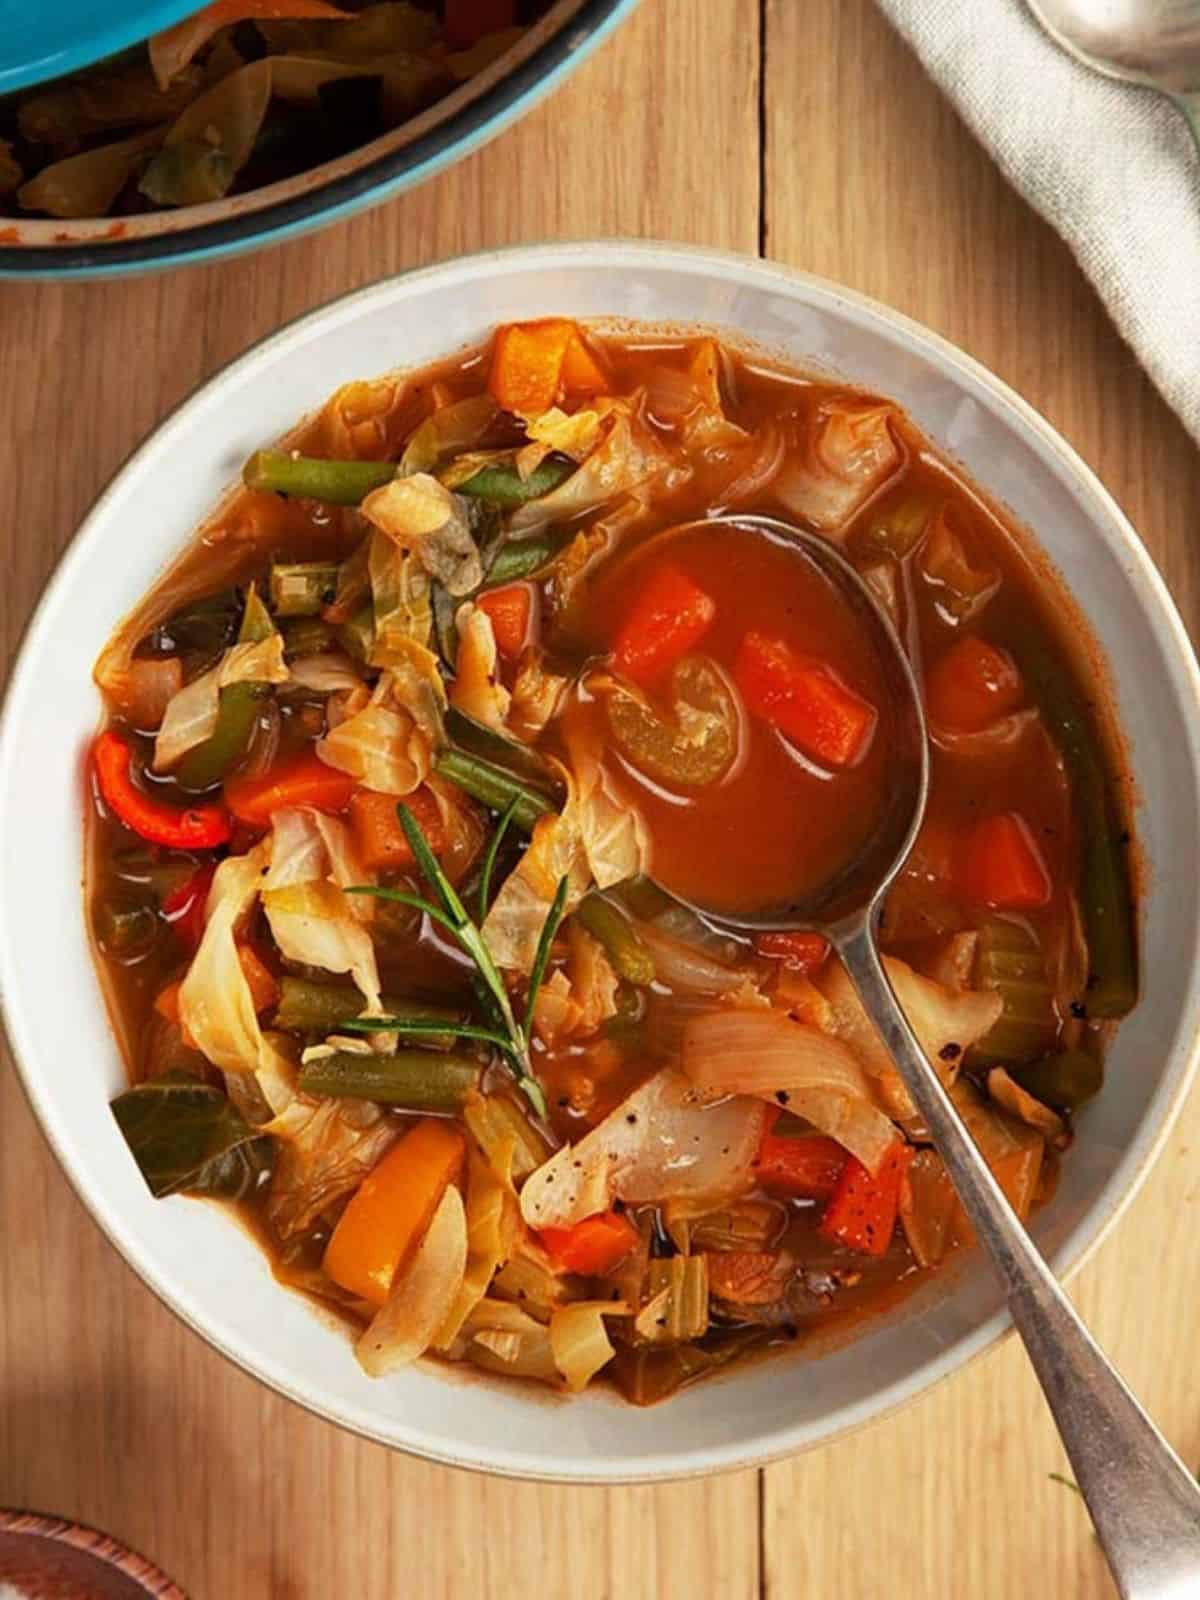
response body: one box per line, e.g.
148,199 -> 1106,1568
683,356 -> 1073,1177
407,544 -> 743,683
1026,0 -> 1200,154
679,514 -> 1200,1599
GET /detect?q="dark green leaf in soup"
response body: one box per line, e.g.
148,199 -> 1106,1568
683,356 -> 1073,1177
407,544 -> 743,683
111,1070 -> 273,1200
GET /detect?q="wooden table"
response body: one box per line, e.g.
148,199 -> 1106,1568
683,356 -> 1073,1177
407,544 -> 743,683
3,3 -> 1199,1594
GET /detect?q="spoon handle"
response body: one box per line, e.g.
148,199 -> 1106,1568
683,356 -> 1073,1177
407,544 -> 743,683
840,920 -> 1200,1600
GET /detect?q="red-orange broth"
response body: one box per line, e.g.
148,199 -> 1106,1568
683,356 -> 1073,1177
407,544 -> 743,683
86,321 -> 1137,1406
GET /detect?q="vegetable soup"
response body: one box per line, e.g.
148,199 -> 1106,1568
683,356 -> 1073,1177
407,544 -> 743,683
87,319 -> 1137,1403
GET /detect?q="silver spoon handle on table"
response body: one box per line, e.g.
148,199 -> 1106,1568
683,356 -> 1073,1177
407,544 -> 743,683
839,918 -> 1200,1600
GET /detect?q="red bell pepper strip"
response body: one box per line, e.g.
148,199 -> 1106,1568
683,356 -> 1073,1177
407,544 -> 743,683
753,930 -> 831,973
735,630 -> 877,768
93,731 -> 231,850
960,812 -> 1052,910
538,1210 -> 639,1276
818,1142 -> 913,1256
755,1112 -> 847,1199
611,564 -> 716,687
161,862 -> 216,953
925,635 -> 1023,732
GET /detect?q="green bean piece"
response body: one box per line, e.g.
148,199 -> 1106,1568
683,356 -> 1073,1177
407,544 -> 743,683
1011,1049 -> 1103,1112
1014,638 -> 1138,1019
433,749 -> 555,833
456,454 -> 576,508
281,616 -> 336,658
269,562 -> 339,618
297,1049 -> 481,1112
336,603 -> 375,664
485,528 -> 573,587
94,897 -> 158,960
242,450 -> 397,505
972,918 -> 1057,1065
576,894 -> 656,985
175,585 -> 278,791
444,706 -> 561,794
274,977 -> 460,1044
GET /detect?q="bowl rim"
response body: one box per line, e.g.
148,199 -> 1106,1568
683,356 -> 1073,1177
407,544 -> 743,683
0,0 -> 641,281
3,240 -> 1199,1482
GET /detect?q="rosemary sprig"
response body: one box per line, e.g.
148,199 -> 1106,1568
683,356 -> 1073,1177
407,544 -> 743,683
346,802 -> 568,1116
479,795 -> 519,924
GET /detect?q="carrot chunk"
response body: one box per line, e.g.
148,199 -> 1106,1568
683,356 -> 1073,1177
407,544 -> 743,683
348,786 -> 446,873
926,635 -> 1023,732
488,319 -> 577,416
560,331 -> 608,396
224,749 -> 356,827
819,1142 -> 912,1255
323,1119 -> 465,1307
753,931 -> 831,974
756,1114 -> 847,1199
539,1210 -> 639,1276
960,812 -> 1052,910
611,563 -> 716,687
734,631 -> 877,768
476,582 -> 536,660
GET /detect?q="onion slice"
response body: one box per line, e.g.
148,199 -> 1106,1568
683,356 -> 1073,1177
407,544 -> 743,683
681,1006 -> 899,1176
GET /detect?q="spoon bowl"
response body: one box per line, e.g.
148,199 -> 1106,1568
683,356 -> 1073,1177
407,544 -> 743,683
1027,0 -> 1200,146
680,510 -> 1200,1599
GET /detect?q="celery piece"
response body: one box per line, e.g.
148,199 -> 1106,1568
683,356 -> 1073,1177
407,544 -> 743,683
636,1256 -> 709,1345
973,918 -> 1057,1065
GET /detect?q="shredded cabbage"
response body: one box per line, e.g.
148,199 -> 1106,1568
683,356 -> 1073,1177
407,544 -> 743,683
262,808 -> 381,1009
772,401 -> 901,535
508,400 -> 683,534
400,393 -> 499,475
362,474 -> 482,597
357,1184 -> 468,1377
264,1091 -> 395,1241
481,806 -> 590,973
549,1302 -> 625,1392
316,670 -> 433,795
681,1005 -> 899,1176
520,1069 -> 765,1230
177,843 -> 293,1113
433,1130 -> 519,1349
153,632 -> 286,771
450,603 -> 511,731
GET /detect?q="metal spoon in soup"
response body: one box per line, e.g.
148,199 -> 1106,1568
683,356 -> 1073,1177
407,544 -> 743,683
664,514 -> 1200,1600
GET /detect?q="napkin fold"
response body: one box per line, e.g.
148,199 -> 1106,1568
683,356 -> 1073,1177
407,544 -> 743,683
876,0 -> 1200,445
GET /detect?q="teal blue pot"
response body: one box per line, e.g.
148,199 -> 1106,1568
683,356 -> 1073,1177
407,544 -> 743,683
0,0 -> 640,280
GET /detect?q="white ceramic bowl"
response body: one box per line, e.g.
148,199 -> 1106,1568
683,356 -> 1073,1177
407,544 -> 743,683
3,242 -> 1199,1483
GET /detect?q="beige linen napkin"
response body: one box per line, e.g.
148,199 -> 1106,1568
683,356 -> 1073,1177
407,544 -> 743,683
877,0 -> 1200,444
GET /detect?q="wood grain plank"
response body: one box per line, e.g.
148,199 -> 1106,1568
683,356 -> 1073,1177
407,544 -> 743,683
763,5 -> 1200,1596
0,2 -> 763,1596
